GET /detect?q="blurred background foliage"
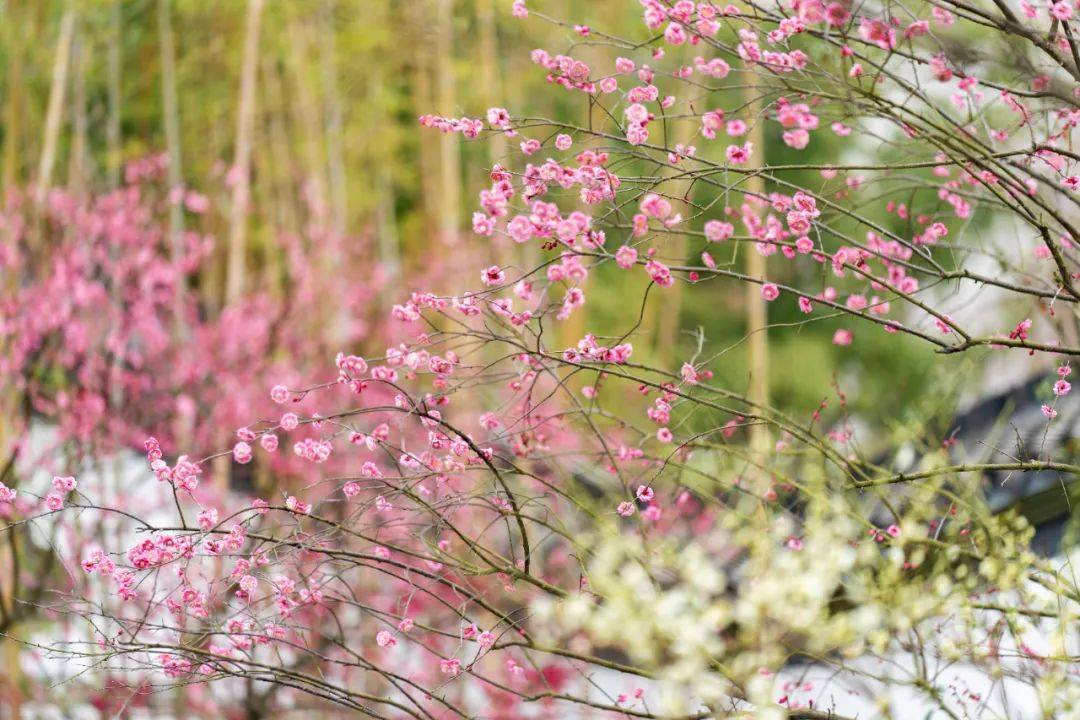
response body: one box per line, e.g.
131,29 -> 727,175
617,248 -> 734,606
0,0 -> 979,430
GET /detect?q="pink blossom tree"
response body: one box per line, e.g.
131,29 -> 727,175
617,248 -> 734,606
7,1 -> 1080,718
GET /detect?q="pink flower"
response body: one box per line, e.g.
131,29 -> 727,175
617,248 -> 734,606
184,191 -> 209,213
233,441 -> 253,464
1050,1 -> 1073,20
626,124 -> 649,145
607,343 -> 633,364
664,22 -> 687,45
833,329 -> 853,346
270,385 -> 289,404
486,107 -> 511,128
617,501 -> 636,517
481,265 -> 506,286
507,215 -> 533,243
1010,318 -> 1032,341
239,574 -> 258,595
704,220 -> 734,242
726,142 -> 753,164
701,110 -> 724,138
45,492 -> 64,511
197,508 -> 218,530
285,496 -> 310,514
555,133 -> 573,150
782,129 -> 810,149
645,259 -> 674,287
440,657 -> 461,676
376,630 -> 397,648
1042,404 -> 1058,419
52,475 -> 77,493
932,6 -> 954,24
625,103 -> 649,125
760,283 -> 780,301
680,362 -> 700,384
639,193 -> 672,219
1053,379 -> 1071,396
656,427 -> 673,442
636,485 -> 654,502
472,212 -> 494,235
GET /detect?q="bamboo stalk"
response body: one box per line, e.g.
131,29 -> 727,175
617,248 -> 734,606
67,20 -> 89,194
434,0 -> 460,247
408,0 -> 437,257
2,0 -> 27,195
225,0 -> 266,306
370,61 -> 401,286
652,116 -> 696,368
320,0 -> 348,239
262,54 -> 299,256
36,4 -> 77,202
476,0 -> 506,165
475,0 -> 516,279
285,8 -> 327,227
106,0 -> 123,188
158,0 -> 185,241
742,23 -> 770,457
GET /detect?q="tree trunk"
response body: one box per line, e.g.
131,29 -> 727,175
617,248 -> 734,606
651,117 -> 695,368
67,20 -> 89,194
285,9 -> 327,229
476,0 -> 516,276
262,54 -> 298,295
36,4 -> 77,202
158,0 -> 185,247
164,0 -> 190,635
407,0 -> 437,260
476,0 -> 506,166
320,0 -> 347,239
2,0 -> 27,195
106,0 -> 123,188
742,39 -> 770,458
370,63 -> 401,287
434,0 -> 460,247
225,0 -> 265,306
358,0 -> 399,293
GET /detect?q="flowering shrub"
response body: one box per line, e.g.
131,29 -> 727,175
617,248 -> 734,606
7,1 -> 1080,718
0,156 -> 383,681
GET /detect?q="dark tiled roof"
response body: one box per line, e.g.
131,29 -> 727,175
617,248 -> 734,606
951,376 -> 1078,554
